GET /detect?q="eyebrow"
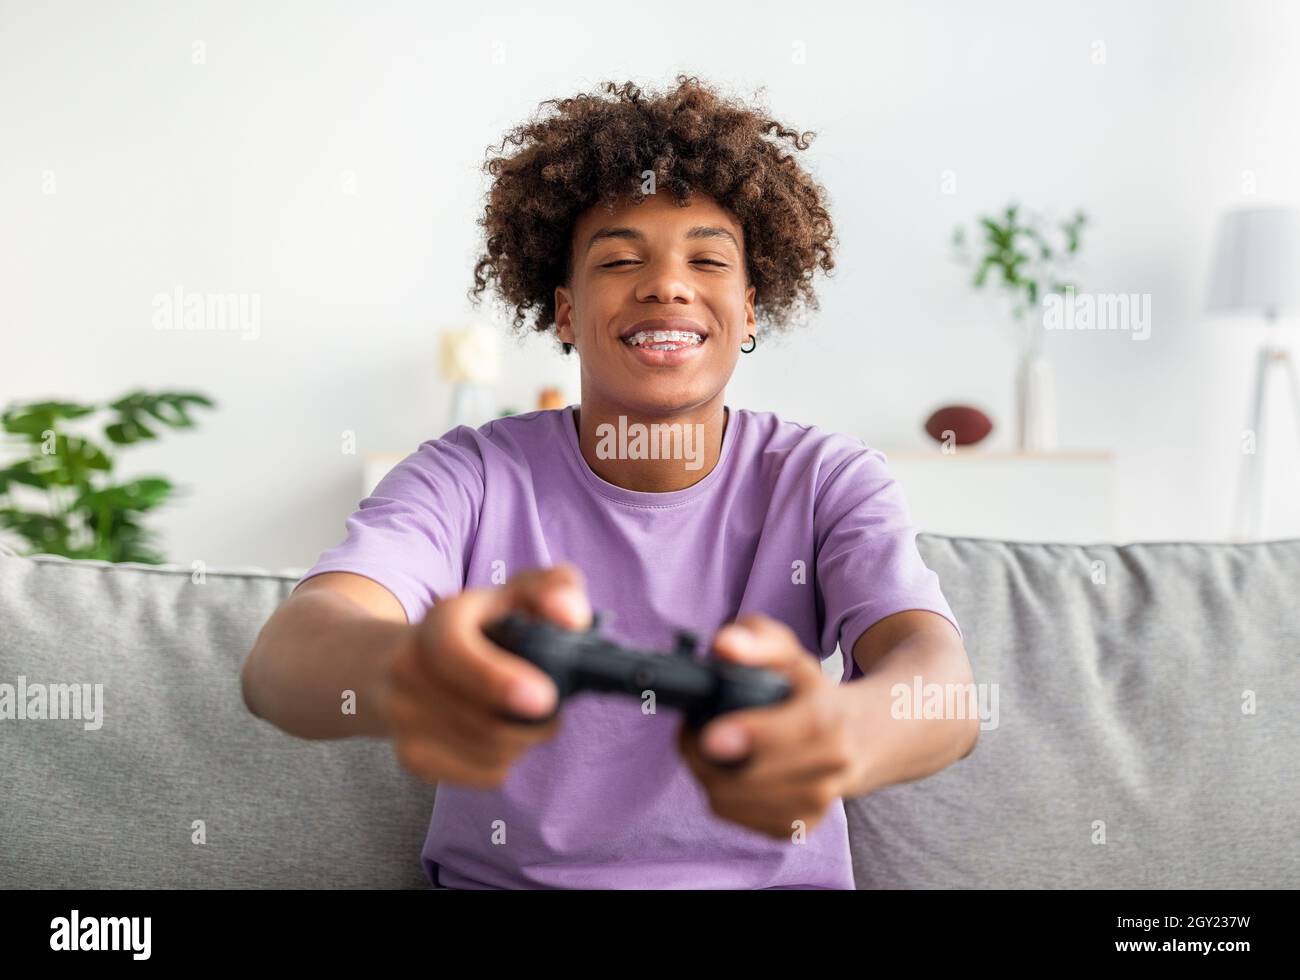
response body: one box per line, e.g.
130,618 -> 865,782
583,225 -> 740,255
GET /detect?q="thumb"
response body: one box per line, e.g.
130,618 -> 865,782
712,614 -> 820,691
505,562 -> 593,631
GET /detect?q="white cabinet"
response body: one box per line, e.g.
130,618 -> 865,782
879,450 -> 1115,543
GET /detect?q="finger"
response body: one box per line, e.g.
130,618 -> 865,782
387,667 -> 561,758
414,596 -> 564,721
709,733 -> 850,788
684,725 -> 833,794
430,711 -> 554,771
420,563 -> 594,715
698,616 -> 827,764
706,778 -> 839,839
681,718 -> 827,788
679,723 -> 727,783
678,720 -> 771,782
394,735 -> 511,790
696,681 -> 845,766
501,562 -> 593,630
712,614 -> 822,692
677,725 -> 842,837
455,563 -> 593,639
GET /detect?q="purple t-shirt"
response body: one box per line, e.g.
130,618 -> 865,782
296,405 -> 961,889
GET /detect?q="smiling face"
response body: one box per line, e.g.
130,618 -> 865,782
554,190 -> 757,418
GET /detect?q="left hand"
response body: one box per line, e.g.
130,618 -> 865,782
677,612 -> 870,840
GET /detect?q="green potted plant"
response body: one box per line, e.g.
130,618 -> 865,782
0,390 -> 215,563
952,203 -> 1087,451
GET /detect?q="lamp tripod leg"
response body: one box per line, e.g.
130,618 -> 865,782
1233,347 -> 1273,541
1278,349 -> 1300,529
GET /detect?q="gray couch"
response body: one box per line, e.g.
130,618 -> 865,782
2,534 -> 1297,889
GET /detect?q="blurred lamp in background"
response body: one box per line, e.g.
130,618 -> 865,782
1207,205 -> 1300,541
439,326 -> 501,429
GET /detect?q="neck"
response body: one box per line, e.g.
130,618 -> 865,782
572,393 -> 729,492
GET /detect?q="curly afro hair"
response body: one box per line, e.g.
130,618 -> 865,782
468,74 -> 836,348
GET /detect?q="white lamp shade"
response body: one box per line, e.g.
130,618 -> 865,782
1207,206 -> 1300,318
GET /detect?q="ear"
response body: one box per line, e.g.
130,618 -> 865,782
555,284 -> 575,345
744,284 -> 756,333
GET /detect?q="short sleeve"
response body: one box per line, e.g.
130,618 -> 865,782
814,445 -> 963,683
293,429 -> 485,624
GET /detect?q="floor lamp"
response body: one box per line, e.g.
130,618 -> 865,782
1207,206 -> 1300,541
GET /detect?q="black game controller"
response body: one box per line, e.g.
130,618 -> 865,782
483,611 -> 793,733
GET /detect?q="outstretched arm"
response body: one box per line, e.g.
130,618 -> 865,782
841,608 -> 979,797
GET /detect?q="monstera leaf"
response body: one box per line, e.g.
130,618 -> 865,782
0,389 -> 215,563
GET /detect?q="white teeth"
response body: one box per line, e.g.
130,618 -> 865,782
623,329 -> 704,348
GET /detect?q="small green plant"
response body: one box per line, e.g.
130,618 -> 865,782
952,203 -> 1088,320
0,390 -> 215,563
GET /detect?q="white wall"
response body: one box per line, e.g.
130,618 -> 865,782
2,0 -> 1298,569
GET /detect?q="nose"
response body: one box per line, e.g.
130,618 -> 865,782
634,258 -> 695,305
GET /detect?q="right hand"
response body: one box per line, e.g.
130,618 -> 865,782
380,563 -> 592,789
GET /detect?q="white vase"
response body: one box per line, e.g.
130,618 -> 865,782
1015,343 -> 1056,452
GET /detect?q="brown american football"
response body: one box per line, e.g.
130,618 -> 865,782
924,405 -> 993,445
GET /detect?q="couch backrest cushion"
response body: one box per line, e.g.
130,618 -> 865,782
0,554 -> 436,888
846,535 -> 1300,888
